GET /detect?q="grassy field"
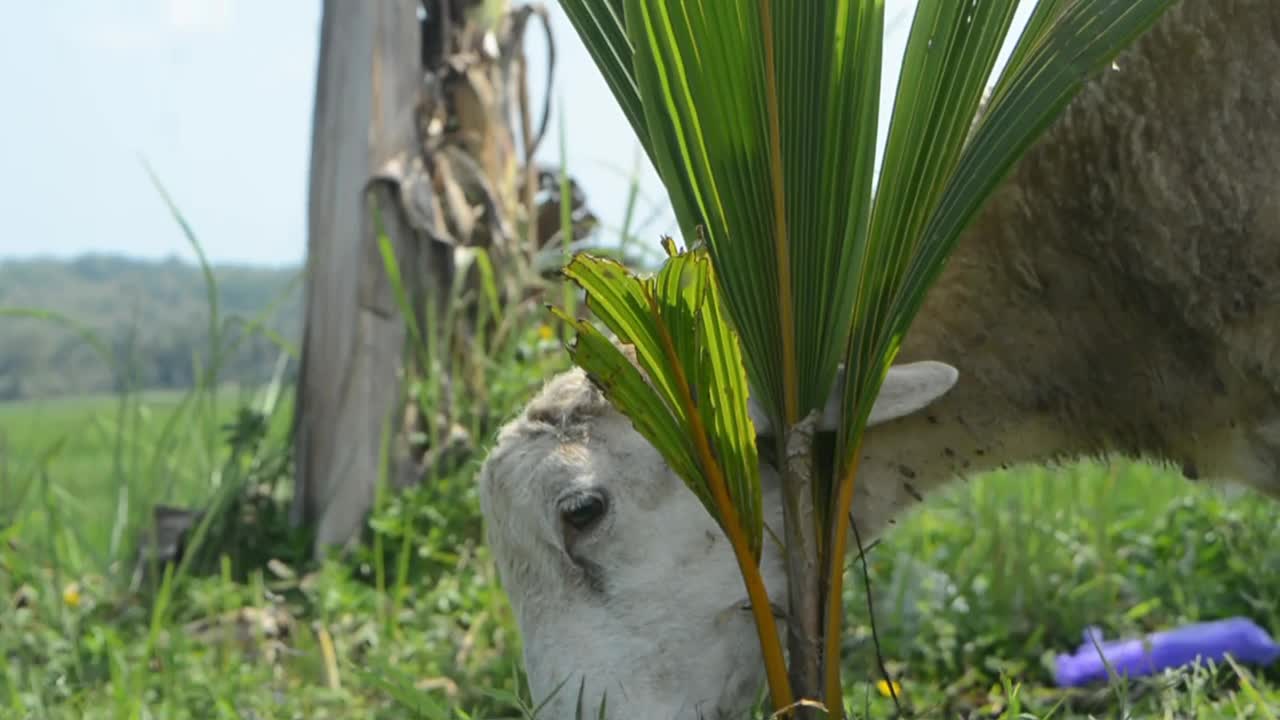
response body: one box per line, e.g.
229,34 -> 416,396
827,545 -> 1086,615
2,377 -> 1278,719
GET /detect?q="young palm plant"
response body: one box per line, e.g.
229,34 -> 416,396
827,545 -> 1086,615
552,0 -> 1176,715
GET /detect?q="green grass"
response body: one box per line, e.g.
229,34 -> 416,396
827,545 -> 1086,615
2,385 -> 1277,719
2,167 -> 1276,719
0,386 -> 291,564
840,461 -> 1280,718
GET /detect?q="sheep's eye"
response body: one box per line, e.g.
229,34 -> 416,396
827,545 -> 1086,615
559,492 -> 607,532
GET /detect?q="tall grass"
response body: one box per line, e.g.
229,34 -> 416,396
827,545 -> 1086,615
0,169 -> 304,718
1,170 -> 1277,719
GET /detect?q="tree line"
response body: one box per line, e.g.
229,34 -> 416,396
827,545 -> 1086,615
0,254 -> 302,401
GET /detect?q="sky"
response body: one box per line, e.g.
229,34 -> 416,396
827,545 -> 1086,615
0,1 -> 1033,267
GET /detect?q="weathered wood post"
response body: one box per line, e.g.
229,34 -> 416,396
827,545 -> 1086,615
292,0 -> 572,555
291,0 -> 429,552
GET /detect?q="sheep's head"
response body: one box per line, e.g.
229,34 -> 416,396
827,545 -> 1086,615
478,359 -> 958,719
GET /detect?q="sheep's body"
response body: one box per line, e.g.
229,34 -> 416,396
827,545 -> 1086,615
854,0 -> 1280,539
479,0 -> 1280,715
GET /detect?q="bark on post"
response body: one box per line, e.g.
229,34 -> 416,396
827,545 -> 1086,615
292,1 -> 577,556
291,1 -> 431,553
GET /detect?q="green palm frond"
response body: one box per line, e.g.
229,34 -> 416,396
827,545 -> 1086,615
554,242 -> 763,558
553,241 -> 789,702
554,0 -> 1176,710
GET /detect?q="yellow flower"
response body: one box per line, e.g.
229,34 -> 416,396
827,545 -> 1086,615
537,324 -> 555,341
876,678 -> 902,698
62,583 -> 81,609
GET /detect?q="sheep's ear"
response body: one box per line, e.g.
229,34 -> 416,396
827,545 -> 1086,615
749,361 -> 959,437
864,361 -> 959,426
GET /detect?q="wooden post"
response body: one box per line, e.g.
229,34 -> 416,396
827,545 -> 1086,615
291,1 -> 433,552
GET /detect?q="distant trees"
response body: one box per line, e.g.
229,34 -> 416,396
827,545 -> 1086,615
0,255 -> 301,400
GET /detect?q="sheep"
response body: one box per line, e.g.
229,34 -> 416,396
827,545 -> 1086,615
480,0 -> 1280,714
478,361 -> 958,719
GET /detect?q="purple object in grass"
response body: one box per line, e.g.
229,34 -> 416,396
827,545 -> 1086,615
1054,617 -> 1280,687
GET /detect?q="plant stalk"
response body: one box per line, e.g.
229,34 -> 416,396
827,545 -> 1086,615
822,444 -> 865,717
732,520 -> 794,715
648,293 -> 795,711
782,411 -> 823,714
